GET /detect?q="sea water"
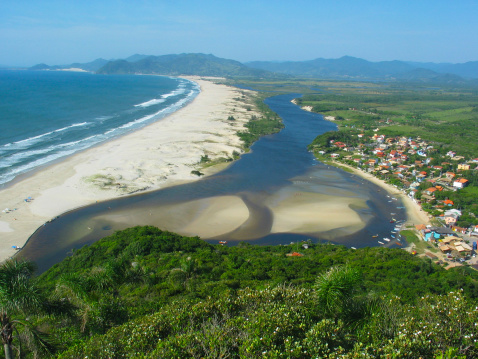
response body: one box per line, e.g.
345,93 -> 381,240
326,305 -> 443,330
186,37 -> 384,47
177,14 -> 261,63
0,70 -> 199,186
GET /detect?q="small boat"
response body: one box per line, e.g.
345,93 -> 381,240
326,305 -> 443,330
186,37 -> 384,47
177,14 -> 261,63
383,238 -> 391,242
391,231 -> 397,233
378,241 -> 384,244
372,234 -> 378,238
219,241 -> 227,245
390,213 -> 396,215
391,235 -> 395,238
395,241 -> 402,246
351,247 -> 357,250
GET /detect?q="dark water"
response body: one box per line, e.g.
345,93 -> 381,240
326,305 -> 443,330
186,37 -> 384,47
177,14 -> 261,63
19,94 -> 405,272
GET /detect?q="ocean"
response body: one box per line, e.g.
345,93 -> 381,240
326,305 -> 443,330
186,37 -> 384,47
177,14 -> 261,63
0,70 -> 199,187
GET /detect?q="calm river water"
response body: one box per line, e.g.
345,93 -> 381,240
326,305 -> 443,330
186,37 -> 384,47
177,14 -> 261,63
20,94 -> 405,272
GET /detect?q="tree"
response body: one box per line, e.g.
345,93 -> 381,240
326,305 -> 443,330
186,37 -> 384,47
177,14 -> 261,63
55,262 -> 129,335
314,265 -> 363,322
0,259 -> 54,359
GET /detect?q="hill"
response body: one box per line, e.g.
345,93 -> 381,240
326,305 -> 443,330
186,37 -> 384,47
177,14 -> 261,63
29,226 -> 478,358
28,58 -> 109,72
97,53 -> 278,78
245,55 -> 473,83
28,54 -> 477,82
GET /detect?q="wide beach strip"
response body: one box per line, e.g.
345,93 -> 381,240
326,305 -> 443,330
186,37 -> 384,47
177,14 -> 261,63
0,78 -> 257,261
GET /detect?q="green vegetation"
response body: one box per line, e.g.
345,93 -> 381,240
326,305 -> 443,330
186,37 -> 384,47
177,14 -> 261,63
297,81 -> 478,157
0,259 -> 60,358
8,226 -> 475,357
237,95 -> 284,149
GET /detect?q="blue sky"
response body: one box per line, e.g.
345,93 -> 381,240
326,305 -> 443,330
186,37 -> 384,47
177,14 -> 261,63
1,0 -> 477,66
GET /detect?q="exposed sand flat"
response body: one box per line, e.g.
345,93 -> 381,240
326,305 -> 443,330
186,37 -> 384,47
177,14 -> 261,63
0,78 -> 258,261
269,192 -> 366,234
91,195 -> 250,240
180,196 -> 250,238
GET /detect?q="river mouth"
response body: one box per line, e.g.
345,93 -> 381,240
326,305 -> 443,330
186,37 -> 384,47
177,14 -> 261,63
19,94 -> 406,272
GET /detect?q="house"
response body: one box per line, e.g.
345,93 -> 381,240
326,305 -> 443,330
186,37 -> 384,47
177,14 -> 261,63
458,164 -> 471,171
471,225 -> 478,236
453,178 -> 469,189
415,224 -> 427,231
425,187 -> 438,196
452,226 -> 468,234
444,214 -> 458,226
431,227 -> 456,236
453,242 -> 472,254
444,209 -> 462,217
439,244 -> 452,253
442,235 -> 457,242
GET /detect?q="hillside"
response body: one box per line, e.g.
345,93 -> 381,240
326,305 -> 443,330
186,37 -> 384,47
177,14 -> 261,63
245,56 -> 473,83
97,53 -> 278,78
28,54 -> 477,83
21,226 -> 477,357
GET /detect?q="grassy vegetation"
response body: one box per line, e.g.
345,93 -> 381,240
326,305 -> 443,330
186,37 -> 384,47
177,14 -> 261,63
236,93 -> 284,149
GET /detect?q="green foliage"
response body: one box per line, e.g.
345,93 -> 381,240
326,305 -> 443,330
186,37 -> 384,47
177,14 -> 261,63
237,95 -> 284,149
57,285 -> 478,358
190,170 -> 204,176
0,259 -> 58,358
31,226 -> 478,356
200,154 -> 210,163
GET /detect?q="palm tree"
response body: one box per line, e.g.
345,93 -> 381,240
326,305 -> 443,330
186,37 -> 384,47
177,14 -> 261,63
0,259 -> 54,359
314,265 -> 363,322
55,261 -> 130,335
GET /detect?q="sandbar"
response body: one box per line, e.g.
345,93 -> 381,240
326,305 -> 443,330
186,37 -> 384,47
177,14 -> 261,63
0,77 -> 258,261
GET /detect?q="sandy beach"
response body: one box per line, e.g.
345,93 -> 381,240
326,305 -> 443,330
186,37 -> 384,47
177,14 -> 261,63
1,78 -> 429,264
331,162 -> 430,227
0,77 -> 258,261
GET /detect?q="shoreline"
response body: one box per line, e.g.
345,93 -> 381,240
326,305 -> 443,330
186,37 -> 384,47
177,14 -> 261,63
1,80 -> 430,264
0,77 -> 258,262
328,161 -> 430,228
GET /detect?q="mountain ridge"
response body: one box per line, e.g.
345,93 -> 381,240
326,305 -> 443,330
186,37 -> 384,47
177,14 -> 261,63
27,53 -> 478,82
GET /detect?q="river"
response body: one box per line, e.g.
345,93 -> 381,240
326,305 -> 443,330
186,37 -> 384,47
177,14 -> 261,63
19,94 -> 405,272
